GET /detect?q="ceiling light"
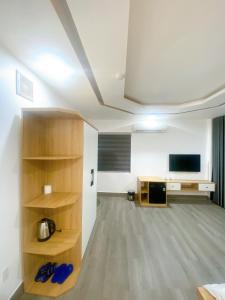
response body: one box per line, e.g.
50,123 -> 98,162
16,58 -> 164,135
142,115 -> 158,128
133,115 -> 168,132
33,54 -> 74,82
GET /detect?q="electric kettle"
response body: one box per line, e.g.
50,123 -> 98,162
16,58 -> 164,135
37,218 -> 56,242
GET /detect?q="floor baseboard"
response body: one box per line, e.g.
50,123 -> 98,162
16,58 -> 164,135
9,282 -> 23,300
98,192 -> 127,196
97,193 -> 128,205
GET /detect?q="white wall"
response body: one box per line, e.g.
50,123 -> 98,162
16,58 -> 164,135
82,123 -> 98,256
96,119 -> 212,193
0,45 -> 75,299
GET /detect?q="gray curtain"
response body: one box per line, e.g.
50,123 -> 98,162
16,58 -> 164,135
98,134 -> 131,172
212,116 -> 225,207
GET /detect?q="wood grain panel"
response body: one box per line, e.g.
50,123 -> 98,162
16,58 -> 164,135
22,109 -> 83,297
197,287 -> 216,300
23,192 -> 80,209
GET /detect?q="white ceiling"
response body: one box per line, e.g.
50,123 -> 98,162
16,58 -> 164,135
125,0 -> 225,105
0,0 -> 131,119
0,0 -> 225,121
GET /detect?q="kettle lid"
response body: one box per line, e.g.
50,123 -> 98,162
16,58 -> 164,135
39,218 -> 48,223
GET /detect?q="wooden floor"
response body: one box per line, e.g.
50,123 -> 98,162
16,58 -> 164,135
19,196 -> 225,300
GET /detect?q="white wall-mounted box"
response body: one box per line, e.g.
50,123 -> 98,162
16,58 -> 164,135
16,70 -> 33,101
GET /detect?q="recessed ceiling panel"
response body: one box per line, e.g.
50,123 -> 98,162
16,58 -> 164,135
125,0 -> 225,105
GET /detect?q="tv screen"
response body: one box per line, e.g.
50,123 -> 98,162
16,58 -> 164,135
169,154 -> 200,172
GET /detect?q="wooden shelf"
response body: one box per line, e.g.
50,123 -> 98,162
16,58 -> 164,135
24,230 -> 80,256
22,109 -> 83,297
181,188 -> 198,193
140,200 -> 167,208
140,199 -> 150,207
25,267 -> 80,298
148,203 -> 167,207
22,107 -> 97,130
23,192 -> 80,209
23,155 -> 81,160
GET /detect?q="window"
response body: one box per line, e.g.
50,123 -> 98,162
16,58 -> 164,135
98,134 -> 131,172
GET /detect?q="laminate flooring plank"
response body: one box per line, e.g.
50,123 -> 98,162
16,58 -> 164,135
19,197 -> 225,300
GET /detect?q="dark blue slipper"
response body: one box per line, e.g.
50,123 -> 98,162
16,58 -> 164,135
35,262 -> 51,282
51,264 -> 73,284
35,262 -> 57,282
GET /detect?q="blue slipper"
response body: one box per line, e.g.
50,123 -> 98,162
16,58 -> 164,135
35,262 -> 57,282
51,264 -> 73,284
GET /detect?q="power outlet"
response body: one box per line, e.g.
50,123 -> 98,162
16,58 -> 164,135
2,268 -> 9,282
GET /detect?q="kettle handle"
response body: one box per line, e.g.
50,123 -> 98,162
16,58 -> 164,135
47,219 -> 56,236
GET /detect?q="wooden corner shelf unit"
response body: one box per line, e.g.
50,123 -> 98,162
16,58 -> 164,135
22,108 -> 84,297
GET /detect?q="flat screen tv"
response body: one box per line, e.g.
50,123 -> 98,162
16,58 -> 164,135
169,154 -> 200,172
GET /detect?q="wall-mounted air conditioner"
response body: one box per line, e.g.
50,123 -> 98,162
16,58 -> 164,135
132,123 -> 168,133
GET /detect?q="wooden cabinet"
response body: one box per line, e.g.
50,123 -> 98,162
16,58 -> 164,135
138,181 -> 149,204
138,176 -> 215,207
149,182 -> 167,204
137,178 -> 167,207
22,108 -> 85,297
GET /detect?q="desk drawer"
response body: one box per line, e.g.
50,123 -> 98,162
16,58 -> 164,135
198,183 -> 215,192
166,183 -> 181,191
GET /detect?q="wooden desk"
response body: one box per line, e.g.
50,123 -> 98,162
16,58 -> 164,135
137,176 -> 215,208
